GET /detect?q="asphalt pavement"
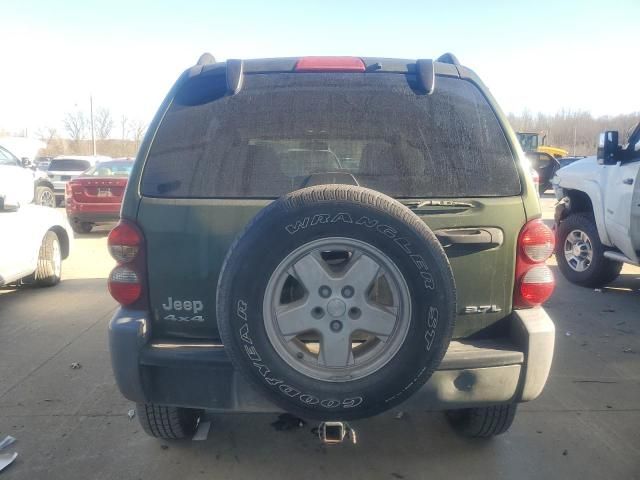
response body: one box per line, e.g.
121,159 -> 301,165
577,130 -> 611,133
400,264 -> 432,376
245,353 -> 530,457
0,198 -> 638,479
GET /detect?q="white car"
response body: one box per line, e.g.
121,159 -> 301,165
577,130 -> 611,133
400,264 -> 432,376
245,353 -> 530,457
0,159 -> 73,287
47,155 -> 110,205
552,123 -> 640,286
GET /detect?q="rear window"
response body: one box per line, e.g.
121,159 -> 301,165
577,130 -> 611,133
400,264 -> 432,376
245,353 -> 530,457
49,159 -> 91,172
85,161 -> 133,177
142,72 -> 520,198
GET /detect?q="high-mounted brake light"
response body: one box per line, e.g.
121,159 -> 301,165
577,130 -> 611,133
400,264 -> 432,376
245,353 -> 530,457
108,220 -> 146,307
295,56 -> 366,72
514,219 -> 555,308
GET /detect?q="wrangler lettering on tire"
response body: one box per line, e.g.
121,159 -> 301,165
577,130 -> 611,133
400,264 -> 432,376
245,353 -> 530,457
217,185 -> 456,420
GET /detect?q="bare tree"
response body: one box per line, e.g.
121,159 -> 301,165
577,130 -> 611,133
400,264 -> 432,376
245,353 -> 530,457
95,107 -> 114,140
507,110 -> 640,156
120,115 -> 129,141
64,111 -> 87,142
35,126 -> 58,144
131,120 -> 147,152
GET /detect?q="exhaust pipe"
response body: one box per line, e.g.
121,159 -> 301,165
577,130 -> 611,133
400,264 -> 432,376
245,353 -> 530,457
318,421 -> 357,445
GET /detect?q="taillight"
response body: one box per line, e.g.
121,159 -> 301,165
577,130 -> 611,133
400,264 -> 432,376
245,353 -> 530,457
108,220 -> 146,307
108,267 -> 142,305
108,221 -> 141,262
514,219 -> 555,308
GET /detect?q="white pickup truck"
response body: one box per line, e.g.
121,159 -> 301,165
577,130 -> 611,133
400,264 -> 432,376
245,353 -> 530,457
552,123 -> 640,287
0,155 -> 73,287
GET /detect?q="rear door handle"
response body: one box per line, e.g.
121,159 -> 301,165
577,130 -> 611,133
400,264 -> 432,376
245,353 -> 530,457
623,178 -> 634,185
435,228 -> 504,247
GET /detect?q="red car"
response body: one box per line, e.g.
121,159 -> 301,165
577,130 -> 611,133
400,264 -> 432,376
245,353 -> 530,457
65,159 -> 134,233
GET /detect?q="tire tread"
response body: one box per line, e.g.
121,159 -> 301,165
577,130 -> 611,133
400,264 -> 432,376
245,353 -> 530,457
136,403 -> 201,439
447,404 -> 517,438
34,231 -> 61,286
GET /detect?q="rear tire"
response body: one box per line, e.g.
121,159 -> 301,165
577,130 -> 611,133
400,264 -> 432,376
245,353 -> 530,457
34,231 -> 62,287
555,213 -> 622,287
446,404 -> 517,437
71,221 -> 93,234
35,186 -> 56,207
136,403 -> 202,439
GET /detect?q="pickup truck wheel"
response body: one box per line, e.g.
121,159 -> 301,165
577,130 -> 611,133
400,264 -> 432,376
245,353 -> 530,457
556,213 -> 622,287
217,185 -> 456,421
34,231 -> 62,287
446,404 -> 517,437
136,403 -> 202,439
35,186 -> 56,207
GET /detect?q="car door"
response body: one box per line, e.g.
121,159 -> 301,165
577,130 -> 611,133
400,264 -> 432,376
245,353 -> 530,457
0,148 -> 39,284
0,146 -> 34,205
603,140 -> 640,263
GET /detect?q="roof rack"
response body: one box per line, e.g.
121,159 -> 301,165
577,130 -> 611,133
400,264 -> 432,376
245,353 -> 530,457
226,59 -> 244,95
415,59 -> 435,95
197,52 -> 216,66
436,52 -> 461,67
191,53 -> 244,95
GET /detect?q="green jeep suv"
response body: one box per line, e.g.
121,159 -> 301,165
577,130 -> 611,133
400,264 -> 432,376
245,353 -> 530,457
107,53 -> 556,440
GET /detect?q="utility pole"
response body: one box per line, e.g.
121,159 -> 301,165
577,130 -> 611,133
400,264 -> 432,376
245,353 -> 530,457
90,95 -> 96,156
573,125 -> 577,156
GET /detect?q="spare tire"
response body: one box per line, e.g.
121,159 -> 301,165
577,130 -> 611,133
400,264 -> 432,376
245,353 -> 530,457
217,185 -> 456,420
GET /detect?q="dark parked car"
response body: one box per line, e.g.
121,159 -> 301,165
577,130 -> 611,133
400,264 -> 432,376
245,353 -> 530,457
65,159 -> 134,233
526,151 -> 561,194
107,54 -> 556,442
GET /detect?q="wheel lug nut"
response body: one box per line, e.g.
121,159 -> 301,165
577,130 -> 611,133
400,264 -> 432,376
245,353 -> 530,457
348,307 -> 361,319
341,286 -> 354,298
311,307 -> 325,319
330,320 -> 343,332
319,286 -> 332,298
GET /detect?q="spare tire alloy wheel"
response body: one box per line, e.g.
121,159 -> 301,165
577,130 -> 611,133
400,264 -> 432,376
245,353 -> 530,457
263,237 -> 411,381
217,186 -> 456,420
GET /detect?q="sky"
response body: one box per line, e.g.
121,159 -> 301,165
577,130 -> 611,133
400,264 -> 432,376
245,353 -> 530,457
1,0 -> 638,138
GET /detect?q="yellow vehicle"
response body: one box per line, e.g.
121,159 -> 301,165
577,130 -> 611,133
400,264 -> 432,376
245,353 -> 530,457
516,132 -> 568,158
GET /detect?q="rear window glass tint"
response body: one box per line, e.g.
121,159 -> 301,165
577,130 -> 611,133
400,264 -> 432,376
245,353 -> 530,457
142,72 -> 520,198
49,159 -> 91,171
85,161 -> 133,177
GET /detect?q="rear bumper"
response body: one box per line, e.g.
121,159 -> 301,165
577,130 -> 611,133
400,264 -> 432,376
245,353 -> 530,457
67,203 -> 121,223
109,308 -> 555,413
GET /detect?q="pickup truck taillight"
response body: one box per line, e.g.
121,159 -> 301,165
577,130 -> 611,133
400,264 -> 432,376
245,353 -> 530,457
108,220 -> 146,307
514,219 -> 555,308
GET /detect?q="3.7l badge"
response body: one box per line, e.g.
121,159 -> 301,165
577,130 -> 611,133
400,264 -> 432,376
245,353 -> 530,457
462,305 -> 502,314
